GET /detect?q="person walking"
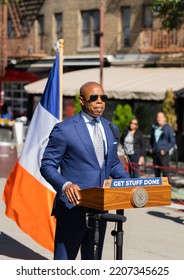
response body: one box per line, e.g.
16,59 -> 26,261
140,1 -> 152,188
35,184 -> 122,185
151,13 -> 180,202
120,118 -> 145,178
150,112 -> 175,178
40,81 -> 130,260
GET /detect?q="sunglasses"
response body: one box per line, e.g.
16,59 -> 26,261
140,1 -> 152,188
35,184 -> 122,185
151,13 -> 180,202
82,94 -> 108,103
131,122 -> 138,125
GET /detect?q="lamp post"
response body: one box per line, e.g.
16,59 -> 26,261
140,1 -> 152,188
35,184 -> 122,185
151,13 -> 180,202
100,0 -> 104,86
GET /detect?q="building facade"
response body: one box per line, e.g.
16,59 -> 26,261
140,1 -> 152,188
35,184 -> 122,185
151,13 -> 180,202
4,0 -> 184,62
0,0 -> 184,127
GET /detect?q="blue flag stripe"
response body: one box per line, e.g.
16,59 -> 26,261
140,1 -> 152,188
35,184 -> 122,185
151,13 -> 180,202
40,53 -> 60,120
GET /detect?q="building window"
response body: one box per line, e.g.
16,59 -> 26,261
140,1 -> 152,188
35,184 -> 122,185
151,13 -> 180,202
21,18 -> 29,36
2,82 -> 28,118
81,10 -> 100,48
7,15 -> 15,38
37,15 -> 44,49
38,15 -> 44,35
121,7 -> 131,48
55,13 -> 63,40
143,5 -> 153,28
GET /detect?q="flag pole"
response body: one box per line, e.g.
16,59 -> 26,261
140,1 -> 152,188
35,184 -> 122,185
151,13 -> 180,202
58,39 -> 64,121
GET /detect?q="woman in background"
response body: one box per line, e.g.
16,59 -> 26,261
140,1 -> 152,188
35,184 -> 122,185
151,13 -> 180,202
120,118 -> 145,178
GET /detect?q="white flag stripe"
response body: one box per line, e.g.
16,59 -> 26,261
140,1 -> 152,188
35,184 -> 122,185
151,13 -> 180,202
19,103 -> 58,190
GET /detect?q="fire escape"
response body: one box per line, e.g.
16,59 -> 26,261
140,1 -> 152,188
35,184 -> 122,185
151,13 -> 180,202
140,27 -> 184,53
0,0 -> 45,77
8,0 -> 46,56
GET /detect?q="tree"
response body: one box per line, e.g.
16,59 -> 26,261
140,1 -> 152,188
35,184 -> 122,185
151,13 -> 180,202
163,88 -> 177,131
152,0 -> 184,30
74,94 -> 81,114
112,104 -> 135,136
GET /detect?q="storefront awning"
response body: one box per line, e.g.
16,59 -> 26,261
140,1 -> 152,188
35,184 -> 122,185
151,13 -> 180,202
24,66 -> 184,101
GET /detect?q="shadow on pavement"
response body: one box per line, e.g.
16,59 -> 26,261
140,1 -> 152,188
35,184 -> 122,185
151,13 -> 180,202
147,211 -> 184,225
0,232 -> 48,260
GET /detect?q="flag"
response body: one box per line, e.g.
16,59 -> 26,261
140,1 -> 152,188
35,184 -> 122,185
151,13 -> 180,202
2,52 -> 61,252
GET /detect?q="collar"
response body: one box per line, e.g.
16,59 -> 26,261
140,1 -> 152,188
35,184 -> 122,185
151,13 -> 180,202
81,111 -> 101,123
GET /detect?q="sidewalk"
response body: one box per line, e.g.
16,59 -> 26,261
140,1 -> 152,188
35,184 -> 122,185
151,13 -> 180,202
1,143 -> 184,260
1,176 -> 184,260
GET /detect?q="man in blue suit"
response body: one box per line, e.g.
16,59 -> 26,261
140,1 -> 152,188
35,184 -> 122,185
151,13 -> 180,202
40,81 -> 130,260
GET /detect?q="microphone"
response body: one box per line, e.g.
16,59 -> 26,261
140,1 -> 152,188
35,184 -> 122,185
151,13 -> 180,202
109,123 -> 119,141
109,122 -> 133,177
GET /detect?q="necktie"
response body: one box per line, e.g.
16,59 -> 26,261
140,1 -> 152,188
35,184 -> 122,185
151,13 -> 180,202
93,118 -> 104,167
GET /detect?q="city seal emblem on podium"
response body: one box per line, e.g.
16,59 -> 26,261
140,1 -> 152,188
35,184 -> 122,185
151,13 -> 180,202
131,187 -> 148,208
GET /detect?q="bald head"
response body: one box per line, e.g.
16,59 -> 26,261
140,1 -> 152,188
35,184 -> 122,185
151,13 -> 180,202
79,81 -> 106,118
80,81 -> 103,97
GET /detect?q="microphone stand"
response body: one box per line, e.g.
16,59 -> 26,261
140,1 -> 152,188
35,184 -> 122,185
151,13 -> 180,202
86,213 -> 126,260
113,209 -> 125,260
108,123 -> 130,260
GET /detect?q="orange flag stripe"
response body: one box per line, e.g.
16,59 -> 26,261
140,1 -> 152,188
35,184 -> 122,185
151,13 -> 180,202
2,162 -> 56,252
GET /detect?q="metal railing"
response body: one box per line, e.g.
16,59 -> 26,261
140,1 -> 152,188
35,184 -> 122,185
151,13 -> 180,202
7,35 -> 46,57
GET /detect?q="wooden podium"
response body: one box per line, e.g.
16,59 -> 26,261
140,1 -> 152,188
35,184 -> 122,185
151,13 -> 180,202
79,177 -> 171,210
79,177 -> 171,260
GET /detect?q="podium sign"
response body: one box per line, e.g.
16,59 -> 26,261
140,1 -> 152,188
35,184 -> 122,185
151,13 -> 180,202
79,177 -> 171,210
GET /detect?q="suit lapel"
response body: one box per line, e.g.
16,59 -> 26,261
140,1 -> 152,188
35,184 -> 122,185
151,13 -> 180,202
73,114 -> 97,162
101,118 -> 115,159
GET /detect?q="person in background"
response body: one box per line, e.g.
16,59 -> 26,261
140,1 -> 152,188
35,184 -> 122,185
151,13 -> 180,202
150,112 -> 175,178
1,103 -> 13,121
40,81 -> 130,260
120,118 -> 145,178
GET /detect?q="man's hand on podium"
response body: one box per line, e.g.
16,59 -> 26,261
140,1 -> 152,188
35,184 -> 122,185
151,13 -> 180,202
64,183 -> 81,206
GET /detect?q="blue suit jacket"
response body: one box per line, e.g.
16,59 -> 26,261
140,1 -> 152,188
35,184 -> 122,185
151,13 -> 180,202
40,112 -> 130,210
